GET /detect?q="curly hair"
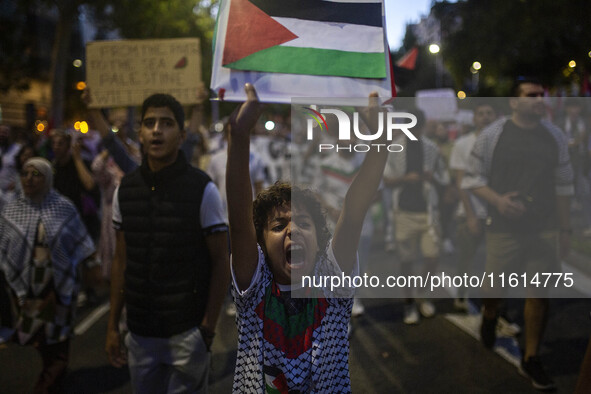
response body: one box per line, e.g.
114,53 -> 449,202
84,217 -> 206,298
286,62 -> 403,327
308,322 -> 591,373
253,182 -> 330,256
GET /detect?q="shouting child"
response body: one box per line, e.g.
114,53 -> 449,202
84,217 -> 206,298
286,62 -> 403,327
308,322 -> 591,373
227,84 -> 387,393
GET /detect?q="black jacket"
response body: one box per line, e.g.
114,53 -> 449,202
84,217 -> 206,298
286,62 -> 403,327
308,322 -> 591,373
118,153 -> 213,337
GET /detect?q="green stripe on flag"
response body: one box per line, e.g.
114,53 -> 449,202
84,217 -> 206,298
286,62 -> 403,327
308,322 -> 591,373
224,46 -> 386,79
265,384 -> 282,394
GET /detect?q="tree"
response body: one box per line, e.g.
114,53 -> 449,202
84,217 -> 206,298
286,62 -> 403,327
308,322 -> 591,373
50,0 -> 83,127
88,0 -> 217,92
392,26 -> 455,96
85,0 -> 218,124
0,5 -> 39,93
1,0 -> 218,127
83,0 -> 218,126
442,0 -> 591,95
0,2 -> 62,95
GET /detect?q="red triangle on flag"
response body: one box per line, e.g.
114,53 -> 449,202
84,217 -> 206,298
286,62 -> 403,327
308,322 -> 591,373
223,0 -> 298,66
396,47 -> 418,70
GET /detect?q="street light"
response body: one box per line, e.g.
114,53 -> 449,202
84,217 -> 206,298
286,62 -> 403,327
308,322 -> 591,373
214,121 -> 224,133
472,61 -> 481,71
569,60 -> 577,68
429,44 -> 440,54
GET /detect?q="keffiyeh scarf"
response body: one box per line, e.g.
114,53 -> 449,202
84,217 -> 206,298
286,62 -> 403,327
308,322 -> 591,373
0,190 -> 95,306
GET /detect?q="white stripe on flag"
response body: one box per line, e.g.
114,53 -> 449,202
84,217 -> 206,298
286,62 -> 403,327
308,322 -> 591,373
211,0 -> 393,103
275,17 -> 384,53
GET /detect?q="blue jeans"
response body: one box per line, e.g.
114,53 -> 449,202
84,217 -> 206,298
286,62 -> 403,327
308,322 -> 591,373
125,326 -> 210,394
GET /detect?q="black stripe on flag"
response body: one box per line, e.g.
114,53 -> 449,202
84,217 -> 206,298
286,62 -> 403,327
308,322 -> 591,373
248,0 -> 383,27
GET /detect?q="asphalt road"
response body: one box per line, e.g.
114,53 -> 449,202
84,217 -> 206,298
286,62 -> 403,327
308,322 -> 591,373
1,245 -> 590,393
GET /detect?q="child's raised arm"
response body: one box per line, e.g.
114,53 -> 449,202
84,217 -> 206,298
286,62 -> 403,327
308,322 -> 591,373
332,93 -> 388,273
226,84 -> 263,290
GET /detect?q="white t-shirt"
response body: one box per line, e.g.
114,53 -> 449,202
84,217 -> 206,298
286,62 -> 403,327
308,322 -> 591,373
449,132 -> 487,219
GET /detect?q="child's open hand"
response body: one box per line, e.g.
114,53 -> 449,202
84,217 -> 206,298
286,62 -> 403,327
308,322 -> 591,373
229,83 -> 263,137
356,92 -> 383,138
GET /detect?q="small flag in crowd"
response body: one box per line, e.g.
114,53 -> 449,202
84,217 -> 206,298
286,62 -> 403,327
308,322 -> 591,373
396,47 -> 419,71
211,0 -> 395,103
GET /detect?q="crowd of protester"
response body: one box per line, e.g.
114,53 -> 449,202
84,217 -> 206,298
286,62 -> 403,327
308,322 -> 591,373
0,79 -> 590,392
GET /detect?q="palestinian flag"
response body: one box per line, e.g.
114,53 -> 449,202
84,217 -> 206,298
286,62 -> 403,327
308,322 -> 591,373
211,0 -> 394,103
222,0 -> 387,79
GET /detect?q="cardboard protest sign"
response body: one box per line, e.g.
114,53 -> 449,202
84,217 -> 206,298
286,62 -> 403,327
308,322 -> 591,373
416,89 -> 458,121
86,38 -> 201,108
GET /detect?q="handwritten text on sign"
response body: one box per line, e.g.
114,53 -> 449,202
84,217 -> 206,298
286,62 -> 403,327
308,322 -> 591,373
86,38 -> 201,108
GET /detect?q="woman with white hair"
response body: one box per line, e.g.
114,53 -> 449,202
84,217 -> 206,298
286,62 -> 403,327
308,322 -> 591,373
0,157 -> 95,392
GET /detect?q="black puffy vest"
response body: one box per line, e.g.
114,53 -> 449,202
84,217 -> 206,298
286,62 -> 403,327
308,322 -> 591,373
118,153 -> 213,337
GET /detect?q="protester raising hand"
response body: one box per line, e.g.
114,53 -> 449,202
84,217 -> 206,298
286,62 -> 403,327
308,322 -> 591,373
228,83 -> 263,138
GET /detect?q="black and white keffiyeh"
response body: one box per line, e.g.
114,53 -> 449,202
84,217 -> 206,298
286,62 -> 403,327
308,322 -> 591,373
462,116 -> 574,196
0,190 -> 95,306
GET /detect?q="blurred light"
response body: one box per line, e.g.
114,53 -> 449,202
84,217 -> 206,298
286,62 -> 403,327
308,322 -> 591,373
73,59 -> 83,68
74,121 -> 81,130
472,61 -> 481,71
111,126 -> 119,133
457,91 -> 467,99
80,121 -> 89,134
265,121 -> 275,131
76,81 -> 87,90
470,66 -> 478,74
214,122 -> 224,133
588,51 -> 591,58
429,44 -> 440,54
569,60 -> 577,68
35,121 -> 45,133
